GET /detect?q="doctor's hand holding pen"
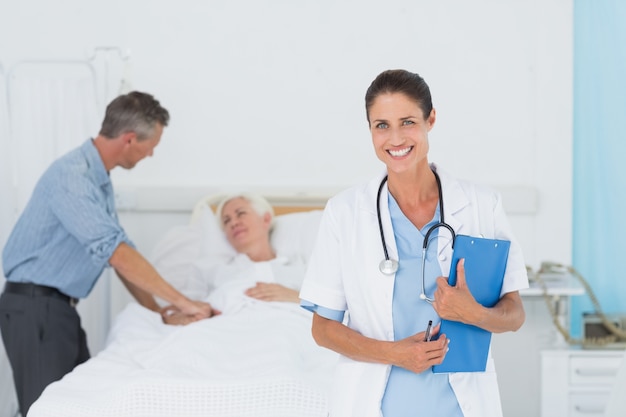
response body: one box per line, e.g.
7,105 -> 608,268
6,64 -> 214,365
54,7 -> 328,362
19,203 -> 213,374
311,314 -> 449,374
390,323 -> 450,374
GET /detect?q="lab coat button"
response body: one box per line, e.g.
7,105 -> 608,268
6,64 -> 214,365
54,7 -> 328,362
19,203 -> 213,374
439,254 -> 447,261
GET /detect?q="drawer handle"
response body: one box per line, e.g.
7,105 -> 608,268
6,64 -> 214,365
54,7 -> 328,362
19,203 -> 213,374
575,405 -> 605,414
574,368 -> 618,377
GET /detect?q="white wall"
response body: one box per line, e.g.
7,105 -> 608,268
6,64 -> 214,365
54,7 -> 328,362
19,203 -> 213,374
0,0 -> 573,267
0,1 -> 573,416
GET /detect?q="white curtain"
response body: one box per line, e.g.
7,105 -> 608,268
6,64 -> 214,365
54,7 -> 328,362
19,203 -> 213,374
8,61 -> 101,211
0,60 -> 20,417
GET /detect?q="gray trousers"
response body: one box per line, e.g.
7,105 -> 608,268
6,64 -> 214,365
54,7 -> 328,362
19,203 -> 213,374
0,290 -> 90,416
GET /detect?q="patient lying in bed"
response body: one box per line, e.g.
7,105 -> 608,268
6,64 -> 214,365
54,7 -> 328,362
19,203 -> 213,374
163,193 -> 305,324
27,193 -> 335,417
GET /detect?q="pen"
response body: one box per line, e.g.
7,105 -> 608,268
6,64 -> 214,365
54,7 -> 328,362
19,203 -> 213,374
424,320 -> 433,342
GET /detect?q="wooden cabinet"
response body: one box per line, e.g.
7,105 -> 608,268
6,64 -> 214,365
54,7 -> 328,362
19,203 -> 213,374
541,349 -> 624,417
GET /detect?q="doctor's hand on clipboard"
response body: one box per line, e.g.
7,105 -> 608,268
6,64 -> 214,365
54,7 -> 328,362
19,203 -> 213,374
433,258 -> 484,324
434,257 -> 525,334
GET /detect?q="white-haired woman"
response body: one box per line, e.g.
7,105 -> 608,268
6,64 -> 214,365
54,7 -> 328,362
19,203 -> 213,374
215,193 -> 300,303
164,193 -> 302,324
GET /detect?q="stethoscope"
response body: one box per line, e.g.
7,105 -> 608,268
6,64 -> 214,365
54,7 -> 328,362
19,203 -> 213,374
376,169 -> 456,303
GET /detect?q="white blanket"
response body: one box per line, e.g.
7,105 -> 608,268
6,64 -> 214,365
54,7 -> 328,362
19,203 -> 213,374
28,294 -> 337,417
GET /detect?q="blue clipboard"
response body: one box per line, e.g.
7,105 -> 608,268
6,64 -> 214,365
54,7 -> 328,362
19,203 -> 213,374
432,235 -> 510,373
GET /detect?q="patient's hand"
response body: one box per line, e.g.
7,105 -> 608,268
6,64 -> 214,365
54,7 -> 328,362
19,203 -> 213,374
245,282 -> 299,303
161,305 -> 221,325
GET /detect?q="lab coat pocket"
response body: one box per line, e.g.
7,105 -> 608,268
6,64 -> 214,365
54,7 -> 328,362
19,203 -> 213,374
331,356 -> 387,417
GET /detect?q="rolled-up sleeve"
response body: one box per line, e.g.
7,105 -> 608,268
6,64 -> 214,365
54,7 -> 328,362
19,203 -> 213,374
48,175 -> 133,268
2,141 -> 137,299
300,300 -> 345,322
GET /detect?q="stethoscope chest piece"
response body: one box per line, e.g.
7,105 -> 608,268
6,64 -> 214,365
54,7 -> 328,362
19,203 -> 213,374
379,258 -> 399,275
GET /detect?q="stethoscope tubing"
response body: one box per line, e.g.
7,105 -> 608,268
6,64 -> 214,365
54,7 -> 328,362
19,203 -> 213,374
377,169 -> 456,302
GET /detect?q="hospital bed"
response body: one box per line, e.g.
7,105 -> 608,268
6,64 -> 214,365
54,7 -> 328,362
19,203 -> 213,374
27,196 -> 336,417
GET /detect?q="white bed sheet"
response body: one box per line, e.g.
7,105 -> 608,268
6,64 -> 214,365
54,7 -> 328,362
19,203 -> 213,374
27,202 -> 333,416
28,297 -> 337,417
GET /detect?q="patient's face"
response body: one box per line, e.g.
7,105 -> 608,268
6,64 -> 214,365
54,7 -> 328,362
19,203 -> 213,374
221,197 -> 271,252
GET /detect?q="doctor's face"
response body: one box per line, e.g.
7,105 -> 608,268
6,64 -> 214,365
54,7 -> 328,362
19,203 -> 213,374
369,92 -> 435,175
220,197 -> 271,253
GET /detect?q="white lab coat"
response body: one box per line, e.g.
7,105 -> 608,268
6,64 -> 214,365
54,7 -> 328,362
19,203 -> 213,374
300,164 -> 529,417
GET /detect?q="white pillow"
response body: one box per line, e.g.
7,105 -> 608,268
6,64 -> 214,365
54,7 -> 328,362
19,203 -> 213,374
149,224 -> 211,304
152,205 -> 323,301
196,205 -> 323,261
270,210 -> 324,259
195,204 -> 237,260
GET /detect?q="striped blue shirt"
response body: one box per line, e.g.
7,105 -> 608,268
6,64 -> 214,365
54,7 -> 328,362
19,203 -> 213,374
2,139 -> 134,298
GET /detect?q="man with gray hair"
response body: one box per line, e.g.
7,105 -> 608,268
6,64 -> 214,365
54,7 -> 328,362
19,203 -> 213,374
0,91 -> 216,416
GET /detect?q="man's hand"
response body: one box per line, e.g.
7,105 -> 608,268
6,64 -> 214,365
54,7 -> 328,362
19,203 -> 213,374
161,303 -> 221,325
161,306 -> 197,325
179,300 -> 220,320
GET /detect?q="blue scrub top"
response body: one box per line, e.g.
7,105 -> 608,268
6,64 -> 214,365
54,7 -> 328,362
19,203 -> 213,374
381,194 -> 462,417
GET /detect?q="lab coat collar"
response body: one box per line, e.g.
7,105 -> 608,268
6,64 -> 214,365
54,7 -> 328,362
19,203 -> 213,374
362,164 -> 472,263
359,170 -> 399,268
359,169 -> 388,216
431,163 -> 470,234
431,164 -> 471,262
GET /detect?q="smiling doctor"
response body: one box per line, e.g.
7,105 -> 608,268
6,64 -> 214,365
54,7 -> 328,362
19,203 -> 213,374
299,69 -> 528,417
